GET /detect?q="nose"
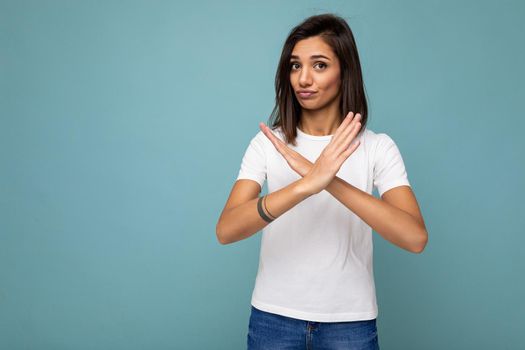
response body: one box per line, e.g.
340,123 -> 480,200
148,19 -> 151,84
298,66 -> 313,86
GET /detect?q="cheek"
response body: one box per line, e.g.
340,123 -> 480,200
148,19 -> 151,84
321,74 -> 341,93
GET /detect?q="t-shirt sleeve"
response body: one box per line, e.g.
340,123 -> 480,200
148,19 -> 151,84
236,132 -> 267,189
373,133 -> 411,197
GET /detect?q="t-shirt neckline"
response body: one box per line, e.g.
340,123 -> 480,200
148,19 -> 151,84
296,126 -> 333,141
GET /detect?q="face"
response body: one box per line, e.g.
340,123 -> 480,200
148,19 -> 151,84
289,36 -> 341,111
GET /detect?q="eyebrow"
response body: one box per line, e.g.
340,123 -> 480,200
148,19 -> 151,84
290,54 -> 331,61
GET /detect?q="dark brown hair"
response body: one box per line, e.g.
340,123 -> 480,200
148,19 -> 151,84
268,13 -> 369,146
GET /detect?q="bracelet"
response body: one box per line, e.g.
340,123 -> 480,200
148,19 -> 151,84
263,195 -> 277,220
257,196 -> 274,223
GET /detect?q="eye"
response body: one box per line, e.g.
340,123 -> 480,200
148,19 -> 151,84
290,62 -> 327,70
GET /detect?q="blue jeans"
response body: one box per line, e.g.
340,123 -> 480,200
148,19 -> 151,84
247,305 -> 380,350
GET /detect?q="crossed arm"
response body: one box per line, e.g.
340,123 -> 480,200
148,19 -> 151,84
218,159 -> 427,253
217,115 -> 428,253
323,176 -> 427,253
259,117 -> 428,254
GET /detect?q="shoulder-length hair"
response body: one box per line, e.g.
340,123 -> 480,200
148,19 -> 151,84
268,13 -> 369,146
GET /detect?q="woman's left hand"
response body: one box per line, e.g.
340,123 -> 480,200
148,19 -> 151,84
259,122 -> 313,177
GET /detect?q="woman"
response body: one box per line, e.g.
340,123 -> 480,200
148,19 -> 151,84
216,13 -> 428,350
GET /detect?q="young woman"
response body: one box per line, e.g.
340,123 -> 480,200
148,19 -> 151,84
216,13 -> 428,350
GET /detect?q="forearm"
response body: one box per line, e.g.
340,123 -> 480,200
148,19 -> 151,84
325,176 -> 427,253
218,179 -> 311,245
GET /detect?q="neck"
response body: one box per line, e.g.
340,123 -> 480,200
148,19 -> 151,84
298,102 -> 341,136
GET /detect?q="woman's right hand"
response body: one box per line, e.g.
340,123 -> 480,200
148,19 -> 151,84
301,112 -> 362,195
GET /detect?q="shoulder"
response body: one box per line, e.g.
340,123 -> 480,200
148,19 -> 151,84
251,129 -> 268,147
357,127 -> 385,151
361,128 -> 398,151
361,127 -> 391,144
245,129 -> 272,156
358,128 -> 405,165
252,125 -> 285,146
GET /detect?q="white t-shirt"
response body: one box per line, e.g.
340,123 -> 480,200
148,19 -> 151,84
236,125 -> 411,322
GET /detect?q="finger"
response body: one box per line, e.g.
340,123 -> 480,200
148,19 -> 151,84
259,124 -> 314,167
337,139 -> 361,163
259,123 -> 281,150
259,123 -> 291,157
332,111 -> 355,140
332,113 -> 361,151
334,119 -> 361,157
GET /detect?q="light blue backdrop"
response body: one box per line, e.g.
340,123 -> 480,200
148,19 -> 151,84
1,0 -> 523,349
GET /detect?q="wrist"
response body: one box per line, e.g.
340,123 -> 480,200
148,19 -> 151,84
294,177 -> 315,199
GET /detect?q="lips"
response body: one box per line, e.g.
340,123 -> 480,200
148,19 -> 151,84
298,91 -> 317,99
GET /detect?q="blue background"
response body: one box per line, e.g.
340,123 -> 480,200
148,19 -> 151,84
1,0 -> 523,349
